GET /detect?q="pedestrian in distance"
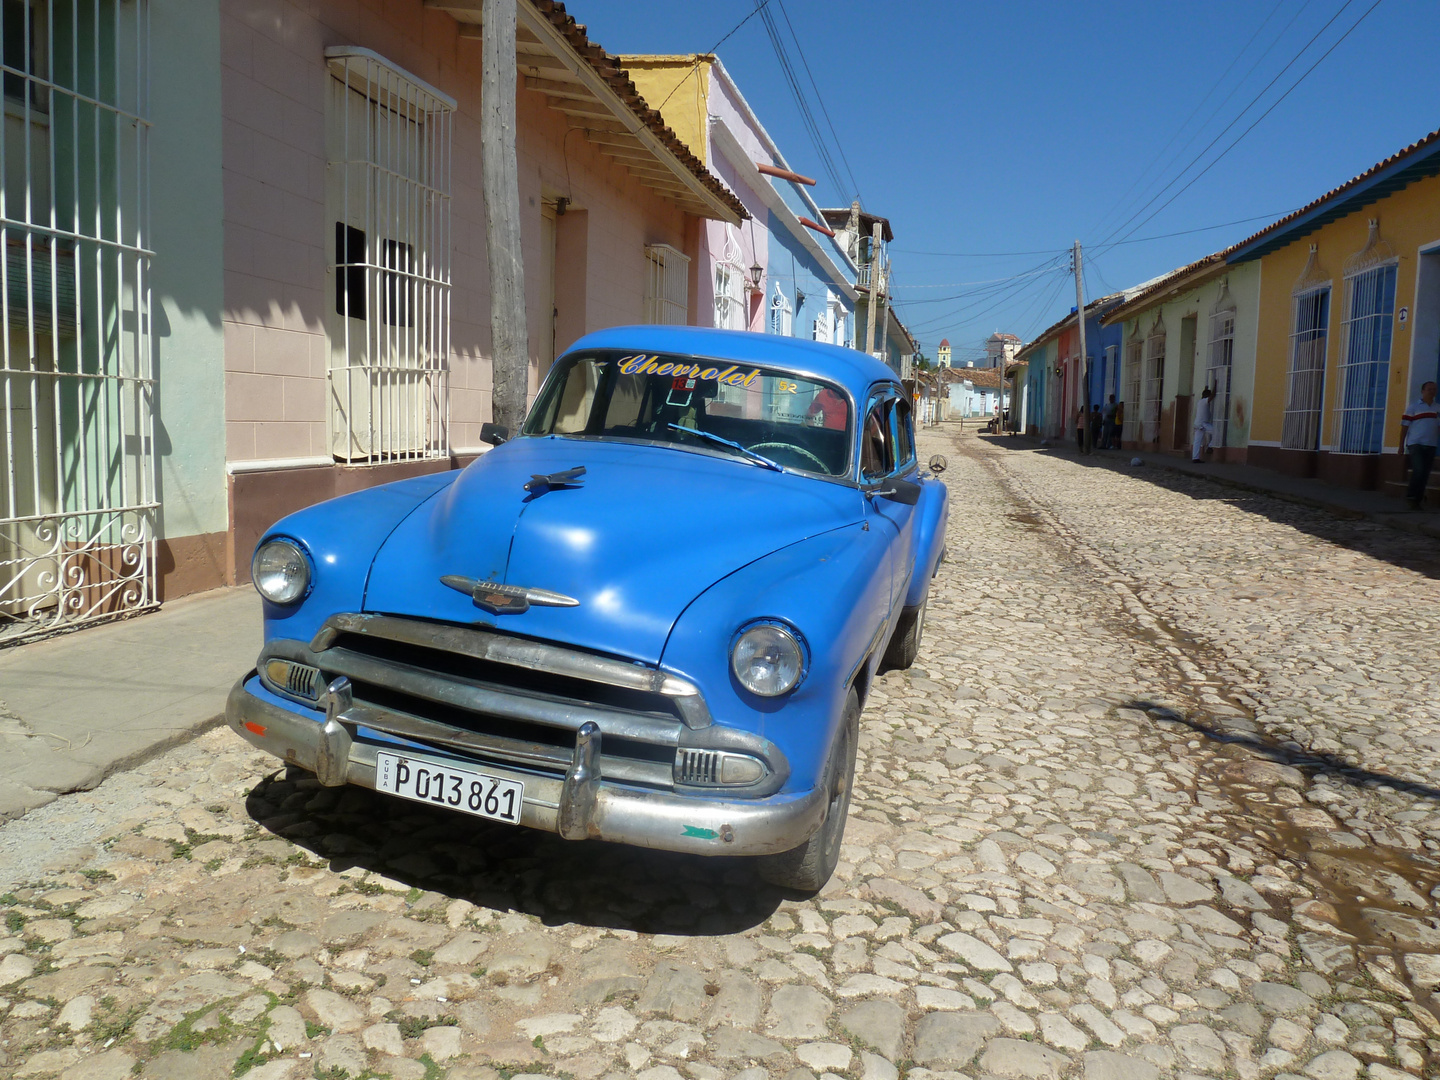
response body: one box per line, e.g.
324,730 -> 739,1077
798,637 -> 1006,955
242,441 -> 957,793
1192,386 -> 1215,463
1075,406 -> 1086,452
1111,398 -> 1124,450
1400,380 -> 1438,510
1102,395 -> 1118,450
1090,404 -> 1104,451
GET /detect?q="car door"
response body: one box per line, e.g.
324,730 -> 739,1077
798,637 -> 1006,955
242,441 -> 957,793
859,387 -> 918,618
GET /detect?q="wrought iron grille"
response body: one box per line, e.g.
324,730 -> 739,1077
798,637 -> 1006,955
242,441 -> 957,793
1333,222 -> 1397,456
325,49 -> 453,464
643,243 -> 688,326
1206,283 -> 1236,448
1283,287 -> 1330,450
1141,319 -> 1166,444
1,0 -> 155,645
1122,338 -> 1142,444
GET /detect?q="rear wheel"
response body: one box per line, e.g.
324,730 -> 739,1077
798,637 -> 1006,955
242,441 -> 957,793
758,688 -> 860,894
882,593 -> 927,671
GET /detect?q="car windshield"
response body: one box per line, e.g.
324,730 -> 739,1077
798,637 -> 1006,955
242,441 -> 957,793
522,351 -> 853,477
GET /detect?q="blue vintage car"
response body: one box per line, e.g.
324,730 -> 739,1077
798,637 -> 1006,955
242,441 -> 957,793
227,325 -> 948,892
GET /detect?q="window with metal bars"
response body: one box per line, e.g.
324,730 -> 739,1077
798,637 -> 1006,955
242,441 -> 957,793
324,48 -> 453,464
769,283 -> 792,336
1206,294 -> 1236,448
1283,287 -> 1329,450
642,243 -> 688,325
1141,320 -> 1165,443
1333,263 -> 1396,454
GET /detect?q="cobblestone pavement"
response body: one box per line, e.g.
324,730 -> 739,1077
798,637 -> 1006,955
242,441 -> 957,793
3,428 -> 1440,1080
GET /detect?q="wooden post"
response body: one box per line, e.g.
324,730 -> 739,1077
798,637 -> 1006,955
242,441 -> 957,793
483,0 -> 528,434
862,221 -> 883,357
1073,240 -> 1091,453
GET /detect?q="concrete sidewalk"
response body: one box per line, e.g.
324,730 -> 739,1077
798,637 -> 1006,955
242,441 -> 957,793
986,431 -> 1440,541
0,587 -> 261,821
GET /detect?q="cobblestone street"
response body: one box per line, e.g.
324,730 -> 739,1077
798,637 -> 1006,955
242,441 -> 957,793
4,428 -> 1440,1080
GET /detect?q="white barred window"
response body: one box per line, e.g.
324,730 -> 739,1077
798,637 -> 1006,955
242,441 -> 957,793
769,283 -> 792,336
325,47 -> 454,463
713,226 -> 745,331
643,243 -> 689,325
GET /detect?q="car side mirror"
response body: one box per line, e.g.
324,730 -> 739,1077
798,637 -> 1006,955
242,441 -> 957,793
867,478 -> 922,505
928,454 -> 947,475
480,423 -> 509,446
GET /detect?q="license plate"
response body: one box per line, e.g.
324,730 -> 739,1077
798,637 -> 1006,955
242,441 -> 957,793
374,751 -> 524,824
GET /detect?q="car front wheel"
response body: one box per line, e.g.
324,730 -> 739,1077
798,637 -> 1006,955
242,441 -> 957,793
882,592 -> 927,671
758,687 -> 859,894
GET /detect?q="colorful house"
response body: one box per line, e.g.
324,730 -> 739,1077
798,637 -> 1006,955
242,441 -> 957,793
1013,294 -> 1129,440
622,55 -> 857,347
1225,128 -> 1440,491
1101,258 -> 1261,459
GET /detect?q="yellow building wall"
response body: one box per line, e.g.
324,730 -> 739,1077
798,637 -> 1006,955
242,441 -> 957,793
619,55 -> 712,168
1250,171 -> 1440,449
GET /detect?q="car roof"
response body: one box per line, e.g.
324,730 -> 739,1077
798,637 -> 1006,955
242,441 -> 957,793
562,325 -> 901,399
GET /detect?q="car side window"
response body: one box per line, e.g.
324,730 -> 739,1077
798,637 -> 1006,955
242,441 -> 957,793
860,401 -> 893,482
889,396 -> 916,473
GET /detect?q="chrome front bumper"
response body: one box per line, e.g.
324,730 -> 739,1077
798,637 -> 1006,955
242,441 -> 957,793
227,675 -> 826,857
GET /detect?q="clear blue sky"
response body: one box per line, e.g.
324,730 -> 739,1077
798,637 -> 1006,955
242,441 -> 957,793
579,0 -> 1437,361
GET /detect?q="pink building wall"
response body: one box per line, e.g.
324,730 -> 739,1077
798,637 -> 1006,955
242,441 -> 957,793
220,0 -> 693,462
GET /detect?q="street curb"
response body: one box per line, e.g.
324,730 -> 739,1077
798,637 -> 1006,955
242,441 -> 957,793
978,431 -> 1440,542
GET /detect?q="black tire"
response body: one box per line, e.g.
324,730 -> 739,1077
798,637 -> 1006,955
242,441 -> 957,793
881,593 -> 927,671
758,688 -> 860,894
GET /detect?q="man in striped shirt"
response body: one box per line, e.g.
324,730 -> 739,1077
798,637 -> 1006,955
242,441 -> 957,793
1401,380 -> 1438,510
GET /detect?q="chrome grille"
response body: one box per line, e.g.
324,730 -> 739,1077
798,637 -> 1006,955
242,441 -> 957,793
676,749 -> 719,785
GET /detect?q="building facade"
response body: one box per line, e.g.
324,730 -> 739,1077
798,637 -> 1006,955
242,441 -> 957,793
1227,129 -> 1440,491
622,55 -> 858,349
1103,260 -> 1261,460
0,0 -> 746,643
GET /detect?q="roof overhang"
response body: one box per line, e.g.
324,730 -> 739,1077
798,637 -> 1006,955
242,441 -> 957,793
428,0 -> 744,223
1100,256 -> 1228,326
1226,129 -> 1440,264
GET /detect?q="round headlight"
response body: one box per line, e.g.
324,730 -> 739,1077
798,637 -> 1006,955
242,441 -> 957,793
731,622 -> 804,697
252,539 -> 310,605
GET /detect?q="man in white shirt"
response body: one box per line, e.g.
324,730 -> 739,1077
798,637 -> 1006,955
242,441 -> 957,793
1192,386 -> 1215,463
1401,380 -> 1438,510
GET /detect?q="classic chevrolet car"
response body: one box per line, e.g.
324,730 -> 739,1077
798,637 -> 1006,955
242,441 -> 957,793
228,325 -> 948,892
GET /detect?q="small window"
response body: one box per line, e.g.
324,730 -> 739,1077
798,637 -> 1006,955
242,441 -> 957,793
644,243 -> 689,325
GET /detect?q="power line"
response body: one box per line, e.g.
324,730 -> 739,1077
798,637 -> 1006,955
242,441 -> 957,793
1109,0 -> 1385,246
1097,0 -> 1368,249
654,0 -> 773,114
1094,209 -> 1299,251
1087,0 -> 1295,242
754,0 -> 847,200
773,0 -> 861,203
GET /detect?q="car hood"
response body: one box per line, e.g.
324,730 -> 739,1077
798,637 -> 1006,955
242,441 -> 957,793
362,436 -> 860,663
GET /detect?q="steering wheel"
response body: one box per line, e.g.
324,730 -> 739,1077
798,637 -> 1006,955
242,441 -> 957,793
750,441 -> 828,471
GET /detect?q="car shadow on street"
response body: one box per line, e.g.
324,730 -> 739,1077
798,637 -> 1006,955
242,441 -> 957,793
243,770 -> 785,934
983,437 -> 1440,582
1129,698 -> 1440,804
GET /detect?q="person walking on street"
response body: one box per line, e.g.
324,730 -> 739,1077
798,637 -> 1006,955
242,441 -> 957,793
1090,404 -> 1104,452
1101,395 -> 1118,449
1401,380 -> 1438,510
1111,398 -> 1125,449
1076,406 -> 1086,451
1192,386 -> 1215,463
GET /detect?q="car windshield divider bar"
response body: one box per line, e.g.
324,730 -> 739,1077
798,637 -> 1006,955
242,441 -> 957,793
309,613 -> 712,728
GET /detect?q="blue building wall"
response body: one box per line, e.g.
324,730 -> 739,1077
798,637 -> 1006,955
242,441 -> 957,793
763,196 -> 854,346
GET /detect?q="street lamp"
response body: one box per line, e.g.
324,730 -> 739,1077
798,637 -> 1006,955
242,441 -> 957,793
749,261 -> 764,294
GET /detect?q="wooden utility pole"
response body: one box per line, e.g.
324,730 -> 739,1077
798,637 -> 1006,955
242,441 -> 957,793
1073,240 -> 1091,453
862,221 -> 883,357
483,0 -> 529,435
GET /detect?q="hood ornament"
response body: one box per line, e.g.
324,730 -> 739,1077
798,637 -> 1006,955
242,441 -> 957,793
440,575 -> 580,615
524,465 -> 586,494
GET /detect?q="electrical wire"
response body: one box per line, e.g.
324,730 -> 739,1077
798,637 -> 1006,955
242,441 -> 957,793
1108,0 -> 1385,246
1097,0 -> 1372,249
653,0 -> 773,114
774,0 -> 862,203
1086,0 -> 1296,242
754,0 -> 847,200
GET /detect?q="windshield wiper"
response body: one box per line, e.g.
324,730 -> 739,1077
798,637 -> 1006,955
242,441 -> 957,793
666,423 -> 782,472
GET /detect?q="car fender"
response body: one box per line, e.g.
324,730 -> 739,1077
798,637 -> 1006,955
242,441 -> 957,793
256,472 -> 459,643
659,519 -> 890,795
903,474 -> 949,610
